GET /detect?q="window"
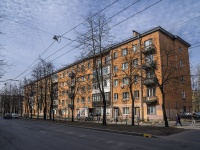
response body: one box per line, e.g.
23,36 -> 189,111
105,93 -> 110,101
105,56 -> 110,64
182,90 -> 186,98
113,52 -> 118,59
147,88 -> 155,97
180,60 -> 183,68
77,98 -> 79,103
144,39 -> 152,48
82,76 -> 85,81
81,97 -> 85,103
93,83 -> 98,89
181,75 -> 184,82
103,80 -> 107,87
123,92 -> 129,100
134,75 -> 138,82
122,62 -> 128,70
77,65 -> 80,72
114,65 -> 118,72
122,48 -> 128,56
132,44 -> 137,52
81,65 -> 85,71
88,74 -> 90,80
122,77 -> 129,85
114,93 -> 118,100
88,97 -> 90,103
178,46 -> 182,53
81,87 -> 85,92
62,100 -> 65,106
183,106 -> 186,112
133,59 -> 138,67
87,85 -> 91,90
147,106 -> 156,114
123,107 -> 129,115
134,90 -> 139,98
88,62 -> 91,68
114,79 -> 118,87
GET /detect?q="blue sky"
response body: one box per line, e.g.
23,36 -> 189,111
0,0 -> 200,88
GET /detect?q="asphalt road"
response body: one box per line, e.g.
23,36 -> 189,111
0,117 -> 199,150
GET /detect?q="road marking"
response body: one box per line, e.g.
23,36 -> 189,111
79,135 -> 86,138
40,131 -> 46,133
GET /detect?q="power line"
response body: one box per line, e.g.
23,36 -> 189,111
2,17 -> 54,36
24,0 -> 46,50
61,0 -> 119,37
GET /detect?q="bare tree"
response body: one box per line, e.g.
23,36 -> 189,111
76,13 -> 113,125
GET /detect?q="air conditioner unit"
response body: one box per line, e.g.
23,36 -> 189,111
113,73 -> 117,77
120,85 -> 124,89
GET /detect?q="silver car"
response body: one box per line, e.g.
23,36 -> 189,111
12,113 -> 19,118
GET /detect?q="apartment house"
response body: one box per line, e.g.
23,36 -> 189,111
24,26 -> 192,121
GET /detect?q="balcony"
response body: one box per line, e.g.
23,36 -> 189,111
142,45 -> 156,54
143,96 -> 158,104
92,100 -> 111,107
143,77 -> 157,86
142,61 -> 156,70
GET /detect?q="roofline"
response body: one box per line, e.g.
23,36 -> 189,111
24,26 -> 191,87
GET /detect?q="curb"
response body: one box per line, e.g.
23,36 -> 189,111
21,117 -> 157,138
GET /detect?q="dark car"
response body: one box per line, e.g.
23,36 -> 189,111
3,113 -> 12,119
180,112 -> 192,119
194,112 -> 200,120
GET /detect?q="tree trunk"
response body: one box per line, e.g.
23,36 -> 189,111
129,84 -> 135,126
102,95 -> 106,126
162,93 -> 169,127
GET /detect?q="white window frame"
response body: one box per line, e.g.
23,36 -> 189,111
122,48 -> 128,56
132,44 -> 137,52
123,107 -> 129,115
122,62 -> 128,70
114,65 -> 118,72
123,92 -> 129,100
147,106 -> 156,114
113,52 -> 118,59
114,93 -> 118,100
114,79 -> 118,87
122,77 -> 129,85
182,90 -> 186,98
147,88 -> 155,97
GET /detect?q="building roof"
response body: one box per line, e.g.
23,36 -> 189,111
24,26 -> 190,87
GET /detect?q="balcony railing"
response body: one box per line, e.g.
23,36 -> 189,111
142,61 -> 156,70
143,96 -> 158,104
142,45 -> 156,54
92,100 -> 111,107
143,77 -> 157,86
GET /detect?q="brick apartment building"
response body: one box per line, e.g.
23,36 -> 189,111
23,26 -> 192,121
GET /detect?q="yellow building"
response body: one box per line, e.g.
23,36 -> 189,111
24,26 -> 192,121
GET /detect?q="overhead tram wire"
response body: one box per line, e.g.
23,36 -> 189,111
44,0 -> 163,63
25,0 -> 46,50
11,0 -> 142,79
15,0 -> 162,81
1,17 -> 54,36
60,0 -> 119,37
45,0 -> 142,60
8,0 -> 120,82
11,0 -> 163,84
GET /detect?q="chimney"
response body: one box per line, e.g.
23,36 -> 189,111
132,30 -> 139,37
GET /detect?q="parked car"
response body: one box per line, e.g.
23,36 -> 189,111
3,113 -> 12,119
180,112 -> 192,119
194,112 -> 200,120
12,113 -> 19,118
